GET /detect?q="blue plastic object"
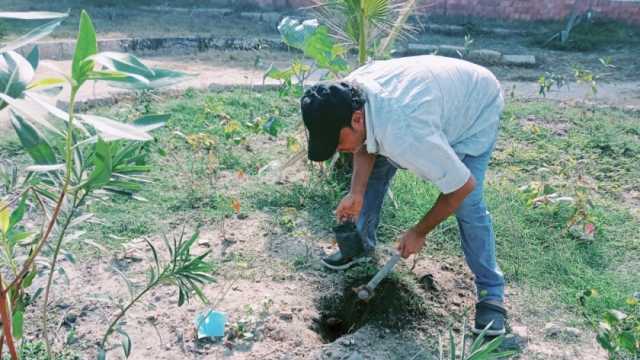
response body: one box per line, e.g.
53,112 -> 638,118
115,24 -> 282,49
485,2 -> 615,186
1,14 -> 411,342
194,310 -> 226,339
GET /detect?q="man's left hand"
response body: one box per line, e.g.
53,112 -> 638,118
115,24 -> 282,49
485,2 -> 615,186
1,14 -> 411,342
397,228 -> 427,258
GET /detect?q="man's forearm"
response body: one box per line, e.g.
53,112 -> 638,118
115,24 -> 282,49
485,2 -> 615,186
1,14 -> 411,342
350,147 -> 376,196
412,176 -> 476,236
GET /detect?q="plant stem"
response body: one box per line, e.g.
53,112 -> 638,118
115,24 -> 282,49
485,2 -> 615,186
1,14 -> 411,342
42,198 -> 77,359
43,86 -> 79,360
0,276 -> 18,360
100,281 -> 157,350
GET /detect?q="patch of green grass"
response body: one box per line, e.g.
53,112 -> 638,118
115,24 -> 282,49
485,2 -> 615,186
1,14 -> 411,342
377,99 -> 639,319
2,340 -> 79,360
80,89 -> 301,249
250,177 -> 344,231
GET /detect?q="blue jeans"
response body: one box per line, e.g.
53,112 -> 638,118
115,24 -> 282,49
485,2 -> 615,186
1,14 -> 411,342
355,146 -> 505,302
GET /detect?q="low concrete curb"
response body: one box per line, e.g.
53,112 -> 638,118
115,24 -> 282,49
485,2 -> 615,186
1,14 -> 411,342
397,43 -> 536,67
19,36 -> 287,61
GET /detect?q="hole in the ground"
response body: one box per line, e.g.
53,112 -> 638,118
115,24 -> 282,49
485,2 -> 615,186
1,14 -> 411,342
311,263 -> 431,343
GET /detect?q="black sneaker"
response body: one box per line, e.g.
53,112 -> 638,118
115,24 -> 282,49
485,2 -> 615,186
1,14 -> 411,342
320,249 -> 370,270
472,300 -> 507,336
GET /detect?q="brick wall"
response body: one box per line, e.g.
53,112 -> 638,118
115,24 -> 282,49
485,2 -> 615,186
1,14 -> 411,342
422,0 -> 640,24
255,0 -> 640,25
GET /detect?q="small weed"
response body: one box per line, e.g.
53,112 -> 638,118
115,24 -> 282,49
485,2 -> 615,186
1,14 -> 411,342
2,340 -> 79,360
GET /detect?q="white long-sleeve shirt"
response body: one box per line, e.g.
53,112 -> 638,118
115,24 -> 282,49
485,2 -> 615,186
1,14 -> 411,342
345,55 -> 504,194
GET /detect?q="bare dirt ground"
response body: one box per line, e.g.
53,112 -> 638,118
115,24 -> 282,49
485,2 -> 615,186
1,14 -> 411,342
3,4 -> 634,359
18,140 -> 607,359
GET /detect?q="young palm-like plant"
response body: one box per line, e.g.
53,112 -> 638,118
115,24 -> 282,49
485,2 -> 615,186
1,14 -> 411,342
438,319 -> 517,360
315,0 -> 418,65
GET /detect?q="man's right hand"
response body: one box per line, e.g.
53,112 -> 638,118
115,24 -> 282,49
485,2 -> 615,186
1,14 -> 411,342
336,193 -> 364,222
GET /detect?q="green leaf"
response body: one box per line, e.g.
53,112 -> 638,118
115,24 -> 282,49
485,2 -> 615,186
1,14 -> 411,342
107,68 -> 192,90
26,46 -> 39,70
448,328 -> 455,360
278,17 -> 319,49
0,11 -> 68,20
262,116 -> 284,137
86,139 -> 112,189
618,331 -> 636,353
117,328 -> 132,358
25,164 -> 65,173
72,10 -> 97,84
132,114 -> 169,132
0,51 -> 35,100
22,270 -> 37,288
10,112 -> 57,164
264,65 -> 294,81
1,94 -> 62,135
277,17 -> 348,74
90,52 -> 155,78
0,201 -> 9,235
63,250 -> 76,264
597,331 -> 614,352
0,18 -> 65,53
27,76 -> 66,90
9,193 -> 27,228
11,310 -> 24,339
97,348 -> 106,360
604,309 -> 627,325
9,231 -> 35,246
80,114 -> 153,141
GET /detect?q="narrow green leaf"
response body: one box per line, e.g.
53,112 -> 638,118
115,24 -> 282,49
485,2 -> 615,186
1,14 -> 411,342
56,266 -> 70,285
80,114 -> 153,141
108,68 -> 192,90
86,70 -> 149,86
145,239 -> 160,274
22,270 -> 37,288
11,310 -> 24,339
25,164 -> 65,173
0,200 -> 9,235
10,112 -> 57,164
72,10 -> 97,84
9,193 -> 27,228
0,11 -> 68,20
10,231 -> 35,246
0,51 -> 35,99
26,76 -> 66,90
0,18 -> 65,53
90,52 -> 155,78
63,250 -> 76,264
467,335 -> 503,360
2,94 -> 62,135
116,328 -> 132,358
132,114 -> 169,132
26,46 -> 39,70
86,139 -> 112,189
604,309 -> 627,324
449,328 -> 455,360
469,321 -> 492,352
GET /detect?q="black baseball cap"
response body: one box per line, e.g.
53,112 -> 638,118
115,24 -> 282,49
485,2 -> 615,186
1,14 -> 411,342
300,82 -> 353,162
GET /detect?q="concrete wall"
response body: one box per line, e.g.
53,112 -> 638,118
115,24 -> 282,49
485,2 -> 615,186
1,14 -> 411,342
247,0 -> 640,25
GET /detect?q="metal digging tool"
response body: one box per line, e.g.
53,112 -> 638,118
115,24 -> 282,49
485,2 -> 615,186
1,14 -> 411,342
354,253 -> 402,302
